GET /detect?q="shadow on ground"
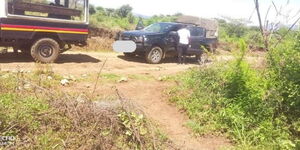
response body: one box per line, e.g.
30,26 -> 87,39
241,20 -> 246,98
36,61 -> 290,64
117,55 -> 200,64
0,53 -> 100,63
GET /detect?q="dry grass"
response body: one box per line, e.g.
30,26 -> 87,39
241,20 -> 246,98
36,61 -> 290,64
0,67 -> 176,150
72,27 -> 119,52
73,37 -> 115,52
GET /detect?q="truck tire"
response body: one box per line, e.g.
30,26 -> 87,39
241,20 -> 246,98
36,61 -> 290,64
145,46 -> 163,64
31,38 -> 60,63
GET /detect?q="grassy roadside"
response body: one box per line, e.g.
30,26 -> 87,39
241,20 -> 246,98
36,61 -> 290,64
168,40 -> 300,149
0,67 -> 174,149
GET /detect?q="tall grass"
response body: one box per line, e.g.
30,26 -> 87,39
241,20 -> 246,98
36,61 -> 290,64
170,37 -> 300,149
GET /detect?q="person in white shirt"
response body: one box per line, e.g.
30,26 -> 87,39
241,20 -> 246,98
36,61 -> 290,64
177,26 -> 191,64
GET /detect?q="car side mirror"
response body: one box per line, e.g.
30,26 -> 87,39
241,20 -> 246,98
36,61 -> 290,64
169,31 -> 177,36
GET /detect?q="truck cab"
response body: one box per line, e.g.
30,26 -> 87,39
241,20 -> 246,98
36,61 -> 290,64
0,0 -> 89,63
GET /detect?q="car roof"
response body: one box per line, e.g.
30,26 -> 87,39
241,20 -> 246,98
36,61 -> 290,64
158,22 -> 202,27
155,22 -> 180,25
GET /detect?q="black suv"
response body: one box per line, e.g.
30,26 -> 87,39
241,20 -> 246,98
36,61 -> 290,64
116,22 -> 218,64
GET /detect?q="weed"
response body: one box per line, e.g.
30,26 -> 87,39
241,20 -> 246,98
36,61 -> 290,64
0,70 -> 175,149
169,38 -> 300,149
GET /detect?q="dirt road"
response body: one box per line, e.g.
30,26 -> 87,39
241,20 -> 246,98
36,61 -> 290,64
0,51 -> 199,77
0,51 -> 231,150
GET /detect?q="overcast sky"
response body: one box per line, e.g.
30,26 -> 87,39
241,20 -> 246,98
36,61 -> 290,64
90,0 -> 300,25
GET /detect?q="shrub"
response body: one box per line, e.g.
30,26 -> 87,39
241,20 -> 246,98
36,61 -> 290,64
170,38 -> 300,149
0,71 -> 173,149
266,32 -> 300,141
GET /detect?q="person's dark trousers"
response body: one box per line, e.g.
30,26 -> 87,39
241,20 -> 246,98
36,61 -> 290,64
177,44 -> 189,64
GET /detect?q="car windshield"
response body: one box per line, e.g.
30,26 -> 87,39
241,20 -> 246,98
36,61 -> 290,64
143,23 -> 174,33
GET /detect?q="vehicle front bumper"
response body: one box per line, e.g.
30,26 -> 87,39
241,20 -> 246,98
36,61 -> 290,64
135,42 -> 151,52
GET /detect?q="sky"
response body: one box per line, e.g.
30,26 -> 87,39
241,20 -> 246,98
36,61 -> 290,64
90,0 -> 300,25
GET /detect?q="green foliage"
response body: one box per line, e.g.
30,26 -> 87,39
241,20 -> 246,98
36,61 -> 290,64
170,37 -> 300,149
266,32 -> 300,139
118,111 -> 148,147
0,71 -> 171,149
116,4 -> 133,18
218,19 -> 249,38
144,15 -> 178,26
128,13 -> 135,24
89,4 -> 180,30
0,94 -> 49,136
90,13 -> 134,30
105,8 -> 116,17
218,19 -> 265,50
89,4 -> 96,15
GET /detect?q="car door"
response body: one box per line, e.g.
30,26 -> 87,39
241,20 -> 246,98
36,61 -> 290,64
164,25 -> 181,56
188,26 -> 206,55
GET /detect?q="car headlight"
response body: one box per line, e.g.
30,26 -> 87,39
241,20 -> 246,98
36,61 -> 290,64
135,36 -> 144,43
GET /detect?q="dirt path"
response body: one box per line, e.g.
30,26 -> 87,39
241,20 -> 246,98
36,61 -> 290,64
0,51 -> 231,149
0,51 -> 199,77
117,81 -> 230,150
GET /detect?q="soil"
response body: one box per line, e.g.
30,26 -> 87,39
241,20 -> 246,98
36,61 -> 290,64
0,51 -> 232,150
116,81 -> 231,150
0,51 -> 199,77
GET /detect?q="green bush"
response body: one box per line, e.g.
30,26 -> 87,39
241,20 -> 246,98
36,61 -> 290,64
0,94 -> 49,136
170,38 -> 300,149
266,32 -> 300,140
89,5 -> 179,30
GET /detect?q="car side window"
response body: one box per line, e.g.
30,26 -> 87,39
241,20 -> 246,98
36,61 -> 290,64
189,27 -> 205,37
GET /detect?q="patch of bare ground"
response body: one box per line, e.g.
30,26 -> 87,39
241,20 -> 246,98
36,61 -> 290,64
116,80 -> 231,150
65,79 -> 232,150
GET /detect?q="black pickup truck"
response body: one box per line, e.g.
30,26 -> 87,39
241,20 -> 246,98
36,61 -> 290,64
115,22 -> 218,64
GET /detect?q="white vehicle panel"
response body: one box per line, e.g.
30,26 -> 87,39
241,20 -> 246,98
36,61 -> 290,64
113,41 -> 137,53
0,0 -> 6,18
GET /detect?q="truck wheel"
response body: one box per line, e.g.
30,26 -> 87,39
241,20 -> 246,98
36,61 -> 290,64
123,52 -> 136,57
145,46 -> 163,64
31,38 -> 60,63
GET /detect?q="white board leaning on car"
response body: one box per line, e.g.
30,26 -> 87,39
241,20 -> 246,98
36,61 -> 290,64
113,40 -> 137,53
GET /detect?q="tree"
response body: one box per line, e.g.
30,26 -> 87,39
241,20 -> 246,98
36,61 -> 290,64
174,12 -> 184,17
128,13 -> 135,24
117,4 -> 133,18
218,18 -> 249,38
135,17 -> 144,30
105,8 -> 116,17
89,5 -> 96,15
96,6 -> 105,13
